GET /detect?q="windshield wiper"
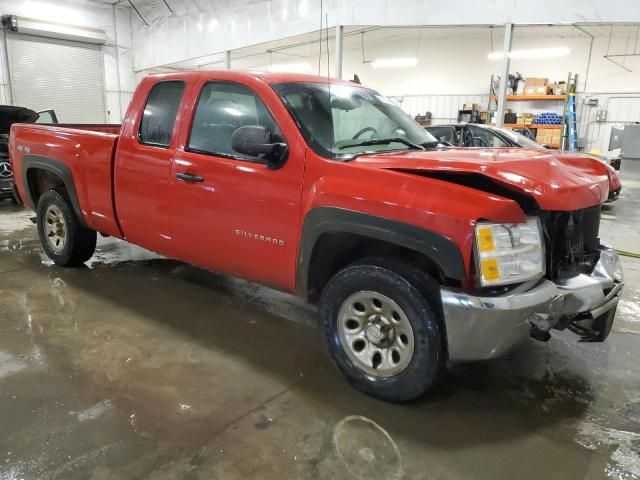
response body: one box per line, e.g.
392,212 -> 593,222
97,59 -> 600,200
338,137 -> 425,151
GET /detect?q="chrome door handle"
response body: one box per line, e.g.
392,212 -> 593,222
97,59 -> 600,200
176,172 -> 204,183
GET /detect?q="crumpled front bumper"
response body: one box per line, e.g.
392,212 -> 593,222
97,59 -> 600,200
441,246 -> 624,361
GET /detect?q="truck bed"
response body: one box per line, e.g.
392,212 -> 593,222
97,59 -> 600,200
46,124 -> 121,135
10,123 -> 123,237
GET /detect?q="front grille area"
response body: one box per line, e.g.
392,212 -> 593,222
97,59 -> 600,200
540,206 -> 601,280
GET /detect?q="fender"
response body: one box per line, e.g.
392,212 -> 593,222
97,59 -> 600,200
296,207 -> 465,296
21,155 -> 87,227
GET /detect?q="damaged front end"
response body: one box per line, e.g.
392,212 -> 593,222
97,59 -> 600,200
535,205 -> 624,342
528,246 -> 623,343
440,202 -> 624,361
441,244 -> 624,362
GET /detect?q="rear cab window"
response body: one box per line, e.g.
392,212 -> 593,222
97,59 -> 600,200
139,80 -> 186,148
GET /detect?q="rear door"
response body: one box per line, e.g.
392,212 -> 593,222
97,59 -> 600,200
170,78 -> 304,290
114,80 -> 187,256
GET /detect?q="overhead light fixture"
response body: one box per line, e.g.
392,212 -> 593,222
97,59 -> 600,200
268,62 -> 312,73
488,47 -> 570,60
6,15 -> 107,44
371,57 -> 418,68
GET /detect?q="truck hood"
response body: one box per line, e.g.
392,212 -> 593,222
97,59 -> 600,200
0,106 -> 38,135
351,147 -> 609,211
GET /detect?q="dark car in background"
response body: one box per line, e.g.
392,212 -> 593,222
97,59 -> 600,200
426,123 -> 622,203
0,106 -> 57,202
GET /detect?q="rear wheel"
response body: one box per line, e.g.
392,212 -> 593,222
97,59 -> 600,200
37,189 -> 96,266
319,258 -> 446,402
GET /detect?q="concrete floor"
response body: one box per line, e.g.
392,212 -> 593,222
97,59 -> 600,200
1,167 -> 639,480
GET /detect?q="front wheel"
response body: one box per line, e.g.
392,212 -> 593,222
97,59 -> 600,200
37,189 -> 96,266
319,258 -> 446,402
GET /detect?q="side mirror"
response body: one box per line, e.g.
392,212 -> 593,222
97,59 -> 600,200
231,125 -> 288,169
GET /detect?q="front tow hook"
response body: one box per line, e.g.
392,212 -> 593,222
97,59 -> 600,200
530,324 -> 551,342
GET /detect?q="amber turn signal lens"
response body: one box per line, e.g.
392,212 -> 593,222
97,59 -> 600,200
477,227 -> 495,253
480,258 -> 500,282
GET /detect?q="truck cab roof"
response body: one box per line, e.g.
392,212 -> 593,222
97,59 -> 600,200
143,70 -> 366,87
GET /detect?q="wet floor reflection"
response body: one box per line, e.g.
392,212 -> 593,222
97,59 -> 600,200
0,197 -> 639,479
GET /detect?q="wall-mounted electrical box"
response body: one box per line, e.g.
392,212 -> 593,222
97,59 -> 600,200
596,110 -> 607,122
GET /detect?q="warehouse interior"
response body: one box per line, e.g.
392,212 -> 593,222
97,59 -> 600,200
0,1 -> 639,478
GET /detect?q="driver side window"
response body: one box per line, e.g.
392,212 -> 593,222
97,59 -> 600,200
468,125 -> 509,147
188,81 -> 282,161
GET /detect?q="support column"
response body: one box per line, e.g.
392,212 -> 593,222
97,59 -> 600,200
335,24 -> 344,79
224,50 -> 231,70
495,23 -> 513,127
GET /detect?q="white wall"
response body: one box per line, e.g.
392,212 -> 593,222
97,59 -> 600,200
232,25 -> 640,153
336,29 -> 640,153
0,0 -> 134,122
318,28 -> 639,96
130,0 -> 640,72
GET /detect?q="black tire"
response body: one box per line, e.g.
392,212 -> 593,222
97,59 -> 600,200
37,189 -> 96,267
319,257 -> 446,402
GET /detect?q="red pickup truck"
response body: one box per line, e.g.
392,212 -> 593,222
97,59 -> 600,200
9,71 -> 624,401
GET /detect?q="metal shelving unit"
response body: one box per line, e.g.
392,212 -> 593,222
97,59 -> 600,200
488,72 -> 578,150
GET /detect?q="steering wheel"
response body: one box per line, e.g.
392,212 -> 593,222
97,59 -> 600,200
471,136 -> 489,147
352,127 -> 378,139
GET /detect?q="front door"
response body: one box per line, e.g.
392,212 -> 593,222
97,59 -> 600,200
170,80 -> 304,290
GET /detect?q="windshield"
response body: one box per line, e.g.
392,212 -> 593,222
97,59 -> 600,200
493,127 -> 543,149
272,82 -> 438,159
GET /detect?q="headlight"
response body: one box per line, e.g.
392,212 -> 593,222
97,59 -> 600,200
474,217 -> 545,286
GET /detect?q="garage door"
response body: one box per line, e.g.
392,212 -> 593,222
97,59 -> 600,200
6,33 -> 105,123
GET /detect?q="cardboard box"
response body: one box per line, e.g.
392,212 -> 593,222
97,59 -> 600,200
524,77 -> 548,90
536,128 -> 550,143
524,85 -> 550,96
547,82 -> 566,95
536,127 -> 560,145
462,103 -> 480,111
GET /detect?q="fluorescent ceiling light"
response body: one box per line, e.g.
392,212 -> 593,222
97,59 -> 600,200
268,63 -> 312,73
371,57 -> 418,68
14,16 -> 107,44
488,47 -> 570,60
